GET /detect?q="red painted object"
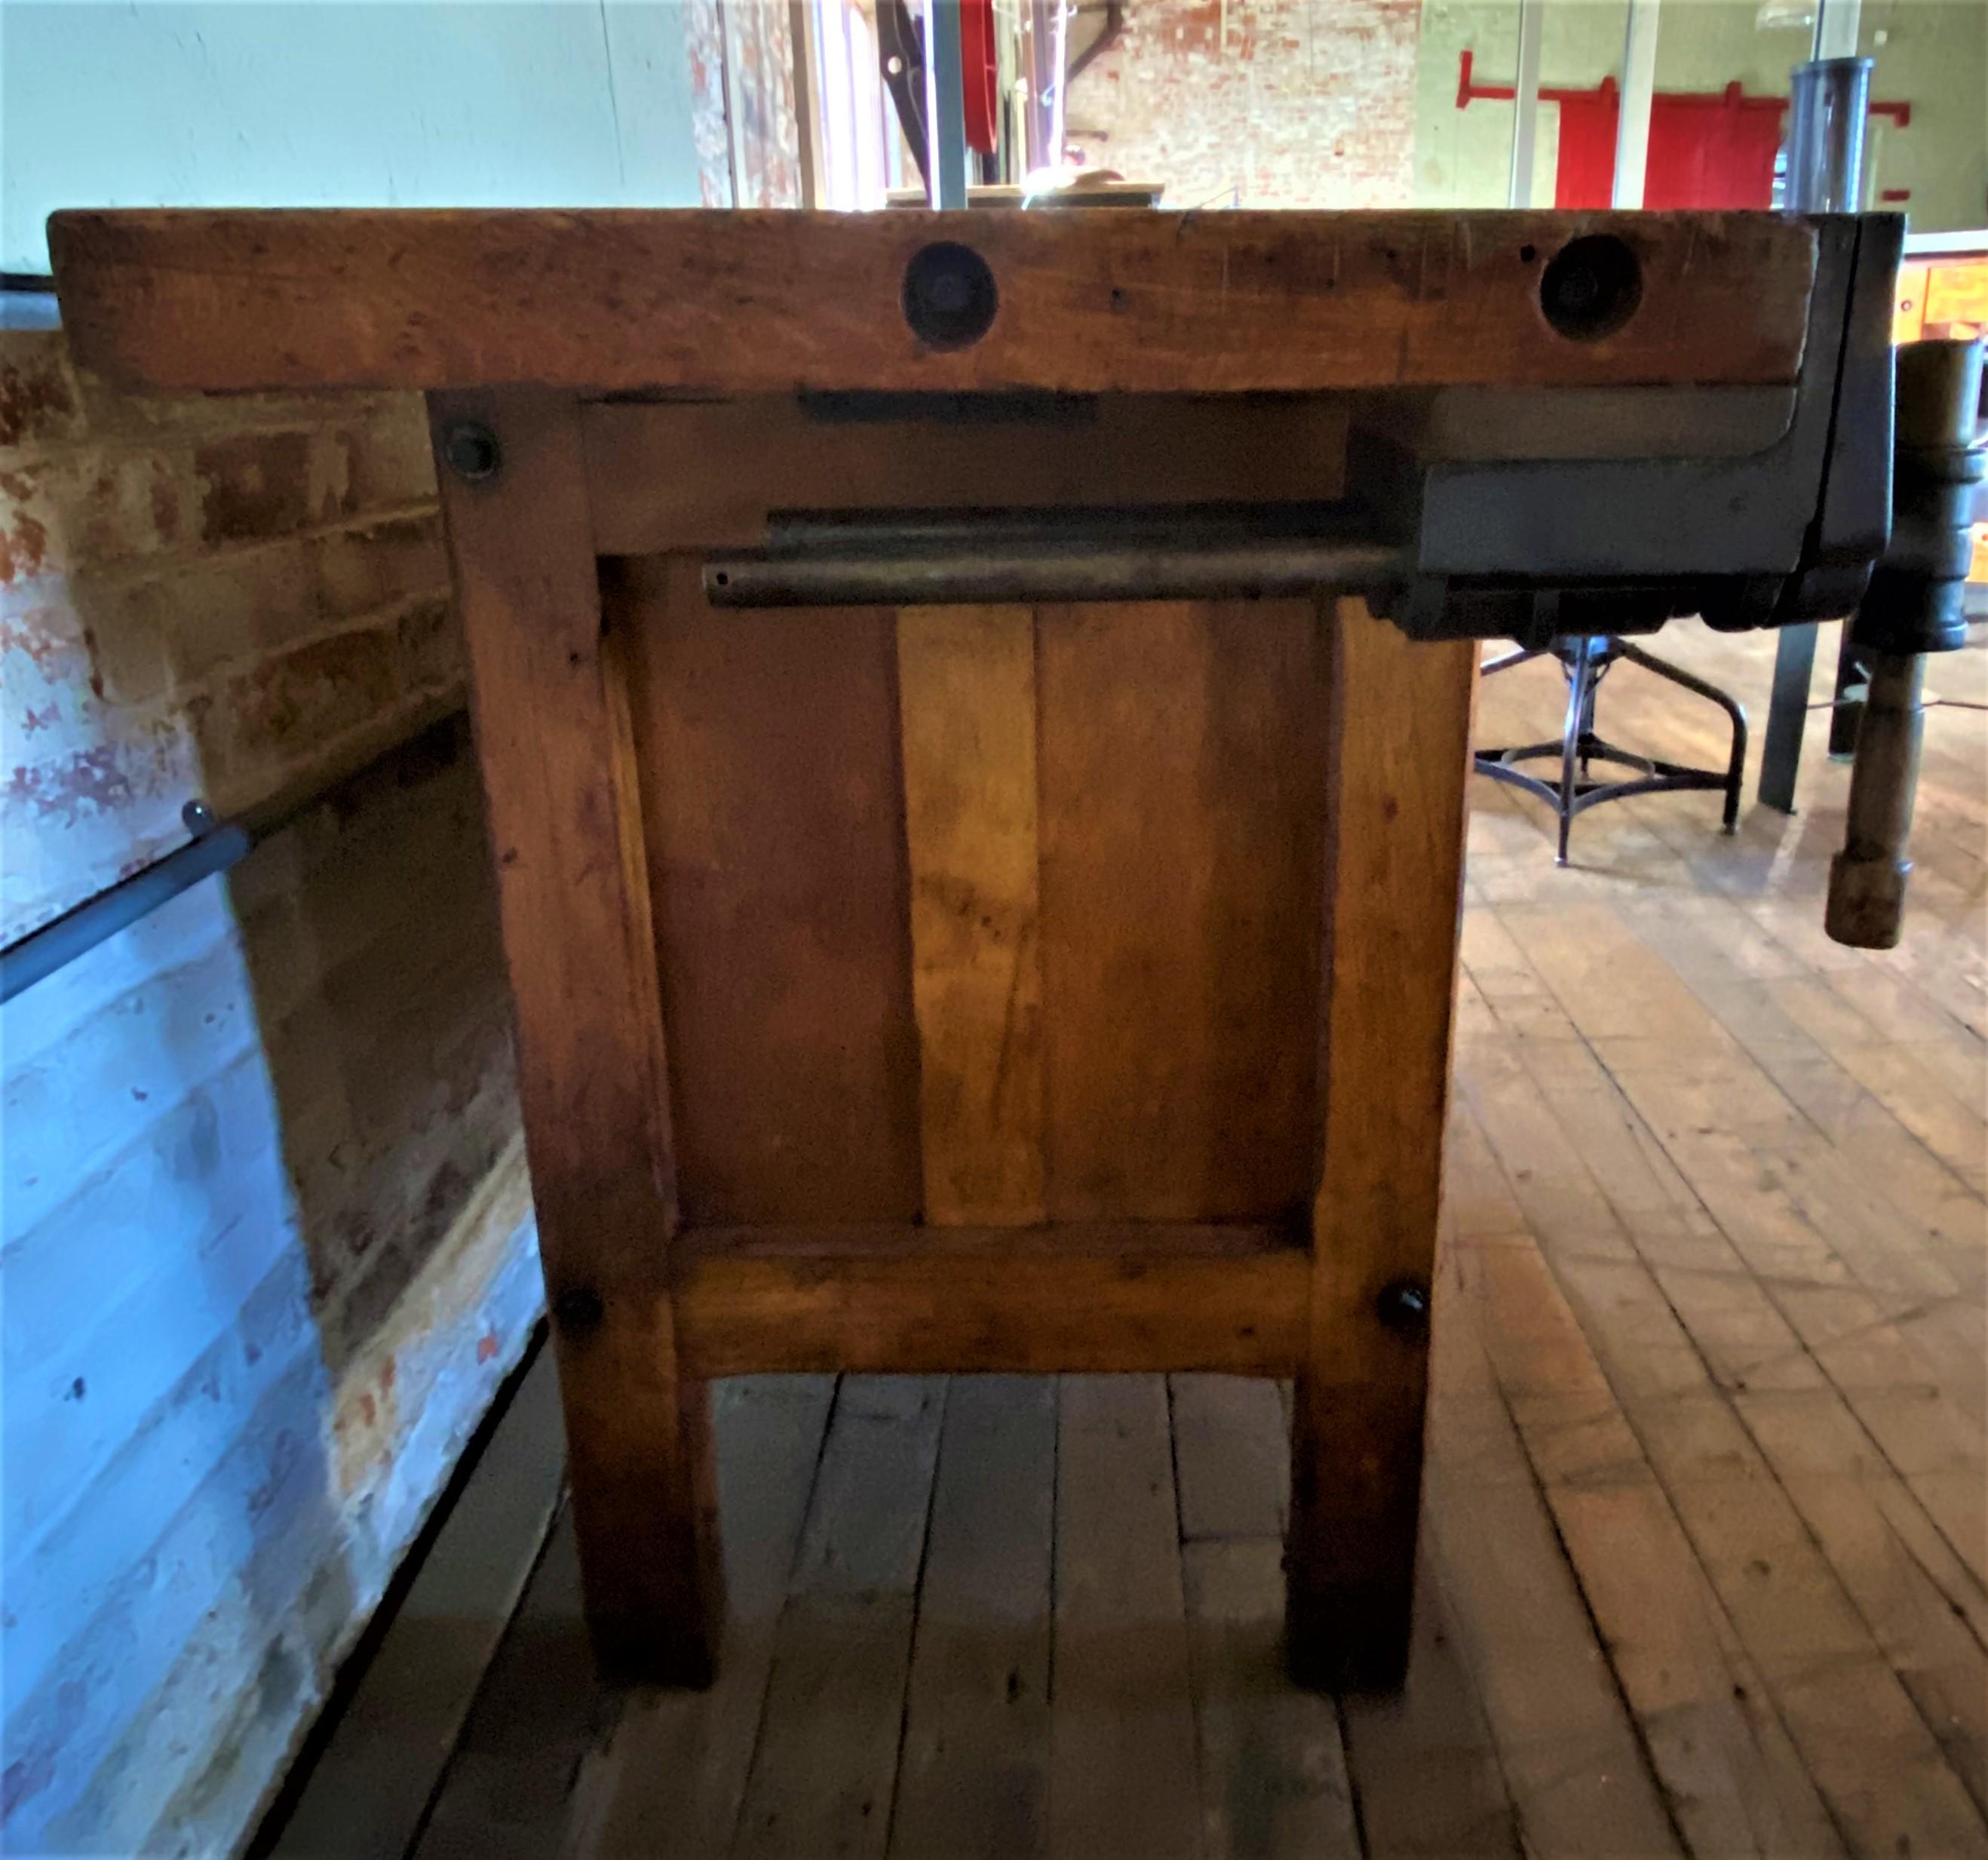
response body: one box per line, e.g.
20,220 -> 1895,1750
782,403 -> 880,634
962,0 -> 999,154
1456,51 -> 1910,208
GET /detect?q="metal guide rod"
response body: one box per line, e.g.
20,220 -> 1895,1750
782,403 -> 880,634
1826,339 -> 1985,948
703,536 -> 1410,609
704,502 -> 1410,607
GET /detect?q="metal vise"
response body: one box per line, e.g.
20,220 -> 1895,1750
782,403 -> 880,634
705,216 -> 1982,954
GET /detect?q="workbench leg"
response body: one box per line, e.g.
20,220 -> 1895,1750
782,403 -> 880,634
433,388 -> 723,1684
1759,620 -> 1818,813
1287,606 -> 1474,1692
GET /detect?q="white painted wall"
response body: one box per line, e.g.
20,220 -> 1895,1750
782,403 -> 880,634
2,1 -> 710,275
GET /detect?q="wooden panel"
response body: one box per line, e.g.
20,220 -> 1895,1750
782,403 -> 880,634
672,1223 -> 1309,1376
897,606 -> 1045,1225
1287,603 -> 1477,1690
431,390 -> 720,1683
1037,600 -> 1325,1223
51,208 -> 1818,393
612,555 -> 920,1224
583,395 -> 1350,555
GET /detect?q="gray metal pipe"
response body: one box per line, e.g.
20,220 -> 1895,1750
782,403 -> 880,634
703,536 -> 1409,609
0,809 -> 251,1005
0,707 -> 468,1005
1785,57 -> 1872,213
1826,339 -> 1984,948
1824,651 -> 1924,948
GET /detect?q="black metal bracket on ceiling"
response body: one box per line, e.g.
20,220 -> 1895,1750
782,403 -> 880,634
0,707 -> 468,1005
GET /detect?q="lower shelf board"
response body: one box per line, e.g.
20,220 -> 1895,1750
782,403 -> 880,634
671,1220 -> 1311,1377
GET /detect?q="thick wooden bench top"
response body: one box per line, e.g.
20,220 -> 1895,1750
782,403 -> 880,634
47,207 -> 1817,395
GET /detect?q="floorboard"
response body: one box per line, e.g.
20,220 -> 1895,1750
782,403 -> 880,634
290,622 -> 1985,1860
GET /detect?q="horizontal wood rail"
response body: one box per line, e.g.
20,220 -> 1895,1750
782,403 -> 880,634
670,1222 -> 1311,1377
49,208 -> 1816,394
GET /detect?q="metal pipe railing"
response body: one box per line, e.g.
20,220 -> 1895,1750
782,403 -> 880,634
0,704 -> 468,1005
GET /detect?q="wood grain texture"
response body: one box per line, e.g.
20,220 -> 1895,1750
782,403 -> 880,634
1287,604 -> 1477,1690
612,554 -> 921,1225
581,395 -> 1350,555
567,1379 -> 837,1860
51,208 -> 1818,394
671,1223 -> 1309,1377
891,1376 -> 1056,1860
1050,1376 -> 1203,1860
1037,600 -> 1325,1223
897,606 -> 1045,1226
432,390 -> 721,1683
732,1378 -> 945,1860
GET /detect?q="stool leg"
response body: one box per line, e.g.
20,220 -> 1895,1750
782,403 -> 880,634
1556,635 -> 1593,866
1615,639 -> 1750,834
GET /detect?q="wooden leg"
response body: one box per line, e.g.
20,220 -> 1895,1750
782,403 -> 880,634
1287,604 -> 1475,1692
432,388 -> 722,1683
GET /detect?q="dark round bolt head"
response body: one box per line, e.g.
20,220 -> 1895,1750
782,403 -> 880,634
441,422 -> 502,482
554,1285 -> 605,1334
1376,1278 -> 1431,1337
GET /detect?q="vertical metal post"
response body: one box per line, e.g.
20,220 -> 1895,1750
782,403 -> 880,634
1612,0 -> 1661,208
1508,0 -> 1544,209
1760,53 -> 1876,809
925,0 -> 970,207
1786,57 -> 1873,213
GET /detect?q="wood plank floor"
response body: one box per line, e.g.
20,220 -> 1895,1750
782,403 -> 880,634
411,622 -> 1986,1860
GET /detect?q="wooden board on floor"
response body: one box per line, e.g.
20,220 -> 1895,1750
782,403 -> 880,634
1050,1375 -> 1202,1860
891,1376 -> 1055,1860
732,1377 -> 946,1860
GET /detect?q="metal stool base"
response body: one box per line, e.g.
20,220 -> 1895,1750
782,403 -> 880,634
1474,635 -> 1747,866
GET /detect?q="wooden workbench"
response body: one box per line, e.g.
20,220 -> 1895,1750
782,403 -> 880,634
51,207 -> 1822,1690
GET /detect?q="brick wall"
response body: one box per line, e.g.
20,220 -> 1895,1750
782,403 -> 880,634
1,315 -> 538,1856
1063,0 -> 1422,208
686,0 -> 805,207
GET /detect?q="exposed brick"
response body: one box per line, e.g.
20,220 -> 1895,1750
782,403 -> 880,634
85,543 -> 319,689
0,450 -> 193,584
4,710 -> 195,831
339,402 -> 438,511
210,622 -> 401,778
195,431 -> 323,543
393,594 -> 462,695
1066,0 -> 1419,208
4,261 -> 521,1860
0,334 -> 85,453
311,513 -> 447,622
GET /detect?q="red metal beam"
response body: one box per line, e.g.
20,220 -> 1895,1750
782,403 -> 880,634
1455,49 -> 1910,126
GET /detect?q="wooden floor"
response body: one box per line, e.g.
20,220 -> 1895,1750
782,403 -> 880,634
335,622 -> 1987,1860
